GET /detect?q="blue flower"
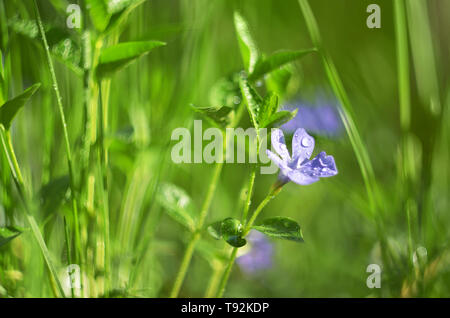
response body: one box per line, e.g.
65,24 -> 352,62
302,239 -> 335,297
236,230 -> 273,274
281,98 -> 342,137
267,128 -> 338,185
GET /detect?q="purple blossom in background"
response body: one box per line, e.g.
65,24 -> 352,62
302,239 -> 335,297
237,230 -> 273,274
267,128 -> 338,185
281,99 -> 342,137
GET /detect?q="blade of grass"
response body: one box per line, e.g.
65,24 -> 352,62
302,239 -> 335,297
33,0 -> 83,280
297,0 -> 378,218
394,0 -> 414,264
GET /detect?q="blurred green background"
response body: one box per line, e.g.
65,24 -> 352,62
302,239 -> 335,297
0,0 -> 449,298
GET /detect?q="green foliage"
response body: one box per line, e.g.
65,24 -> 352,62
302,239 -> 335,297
239,75 -> 262,129
239,76 -> 296,130
208,218 -> 247,248
234,12 -> 259,74
0,227 -> 22,248
86,0 -> 111,32
157,183 -> 197,232
96,41 -> 166,78
249,49 -> 316,81
252,217 -> 304,242
190,105 -> 234,129
0,83 -> 40,129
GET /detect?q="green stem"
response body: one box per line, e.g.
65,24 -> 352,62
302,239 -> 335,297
170,100 -> 246,298
204,167 -> 256,297
33,0 -> 83,268
98,85 -> 111,294
394,0 -> 414,263
216,247 -> 238,298
204,260 -> 225,298
0,127 -> 65,297
217,184 -> 283,297
170,231 -> 202,298
169,162 -> 224,298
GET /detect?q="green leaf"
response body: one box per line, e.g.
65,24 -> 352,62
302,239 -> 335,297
157,183 -> 197,231
104,0 -> 146,34
262,109 -> 298,130
234,12 -> 259,74
257,92 -> 278,126
266,65 -> 293,98
252,216 -> 304,242
8,18 -> 82,75
86,0 -> 111,32
96,41 -> 166,78
190,104 -> 234,129
0,227 -> 22,248
207,218 -> 246,248
249,49 -> 316,81
239,75 -> 262,129
0,83 -> 41,129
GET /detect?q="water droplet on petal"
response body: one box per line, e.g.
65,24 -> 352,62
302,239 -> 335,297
301,137 -> 312,147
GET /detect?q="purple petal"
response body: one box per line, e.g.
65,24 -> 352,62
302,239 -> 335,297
266,149 -> 291,176
286,169 -> 320,185
300,151 -> 338,178
291,128 -> 315,164
270,129 -> 291,161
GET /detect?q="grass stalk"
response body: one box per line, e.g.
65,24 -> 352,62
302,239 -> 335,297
297,0 -> 379,217
394,0 -> 414,262
33,0 -> 83,268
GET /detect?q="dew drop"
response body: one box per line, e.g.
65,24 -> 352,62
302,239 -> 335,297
301,137 -> 311,147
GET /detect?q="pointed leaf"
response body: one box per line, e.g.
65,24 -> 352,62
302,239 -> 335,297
266,65 -> 293,97
252,216 -> 304,242
0,83 -> 40,129
0,227 -> 22,248
262,109 -> 298,130
239,75 -> 262,129
190,104 -> 234,129
157,183 -> 197,231
104,0 -> 146,34
86,0 -> 111,32
257,92 -> 278,126
96,41 -> 166,78
249,49 -> 316,81
234,12 -> 259,73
